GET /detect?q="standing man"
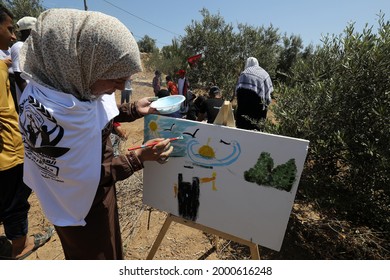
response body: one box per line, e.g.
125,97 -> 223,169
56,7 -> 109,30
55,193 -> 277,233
177,69 -> 190,114
0,5 -> 52,260
177,69 -> 189,96
235,57 -> 273,130
120,78 -> 132,104
11,16 -> 36,104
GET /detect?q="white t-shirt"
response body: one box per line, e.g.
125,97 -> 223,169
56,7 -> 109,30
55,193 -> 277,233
0,48 -> 14,75
19,82 -> 119,226
10,41 -> 24,103
124,79 -> 132,91
178,78 -> 185,95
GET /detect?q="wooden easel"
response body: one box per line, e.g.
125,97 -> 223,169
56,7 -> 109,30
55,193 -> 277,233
146,214 -> 260,260
146,101 -> 260,260
213,100 -> 235,127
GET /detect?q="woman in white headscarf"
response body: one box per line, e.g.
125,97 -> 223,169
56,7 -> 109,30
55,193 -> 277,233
18,8 -> 173,259
234,57 -> 273,130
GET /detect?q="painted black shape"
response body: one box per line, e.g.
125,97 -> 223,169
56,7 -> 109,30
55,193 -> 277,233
220,139 -> 231,145
192,162 -> 213,169
163,123 -> 175,131
183,128 -> 199,138
177,173 -> 200,221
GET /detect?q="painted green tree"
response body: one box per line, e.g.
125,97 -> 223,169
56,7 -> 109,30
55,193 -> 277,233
244,152 -> 297,192
244,152 -> 273,186
270,159 -> 297,191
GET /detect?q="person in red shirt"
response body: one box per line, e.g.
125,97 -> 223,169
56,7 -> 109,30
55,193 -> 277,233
165,75 -> 178,95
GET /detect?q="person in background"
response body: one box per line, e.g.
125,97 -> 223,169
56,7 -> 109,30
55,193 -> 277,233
0,4 -> 53,260
165,75 -> 178,95
152,70 -> 161,96
0,47 -> 11,66
177,69 -> 190,114
197,86 -> 224,124
120,78 -> 132,104
234,57 -> 273,130
18,8 -> 173,260
110,121 -> 127,157
0,47 -> 16,109
156,88 -> 170,99
177,69 -> 189,96
11,16 -> 36,106
186,93 -> 205,121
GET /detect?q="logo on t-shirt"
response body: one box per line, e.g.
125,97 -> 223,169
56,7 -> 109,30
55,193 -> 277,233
19,96 -> 70,179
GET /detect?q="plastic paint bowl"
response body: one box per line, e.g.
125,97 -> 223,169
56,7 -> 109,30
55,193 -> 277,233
150,95 -> 186,114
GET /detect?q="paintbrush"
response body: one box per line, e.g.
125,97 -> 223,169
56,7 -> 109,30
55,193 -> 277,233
128,135 -> 183,151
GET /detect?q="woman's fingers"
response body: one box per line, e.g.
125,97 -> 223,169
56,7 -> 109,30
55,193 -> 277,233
159,145 -> 173,158
135,138 -> 174,163
152,139 -> 170,153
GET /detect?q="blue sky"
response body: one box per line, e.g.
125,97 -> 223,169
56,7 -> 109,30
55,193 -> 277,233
41,0 -> 389,49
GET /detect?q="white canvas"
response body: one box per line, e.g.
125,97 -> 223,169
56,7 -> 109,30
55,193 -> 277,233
142,115 -> 309,251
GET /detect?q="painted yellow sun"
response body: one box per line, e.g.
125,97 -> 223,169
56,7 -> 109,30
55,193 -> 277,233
148,120 -> 160,137
149,120 -> 158,131
198,138 -> 215,159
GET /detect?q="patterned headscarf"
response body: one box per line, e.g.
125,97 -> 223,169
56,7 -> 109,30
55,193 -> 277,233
20,8 -> 142,100
245,57 -> 259,69
236,57 -> 273,106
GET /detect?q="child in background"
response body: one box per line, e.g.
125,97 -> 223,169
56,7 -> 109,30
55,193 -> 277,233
152,70 -> 161,95
110,122 -> 127,157
165,75 -> 178,95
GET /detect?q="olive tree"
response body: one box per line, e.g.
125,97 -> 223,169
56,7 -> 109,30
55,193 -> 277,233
269,14 -> 390,231
137,35 -> 158,53
180,8 -> 239,97
2,0 -> 44,19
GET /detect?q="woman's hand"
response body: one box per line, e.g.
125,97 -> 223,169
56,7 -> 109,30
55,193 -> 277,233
136,97 -> 159,115
133,138 -> 173,164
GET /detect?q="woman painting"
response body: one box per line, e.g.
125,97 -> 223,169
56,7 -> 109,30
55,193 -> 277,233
18,8 -> 173,259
